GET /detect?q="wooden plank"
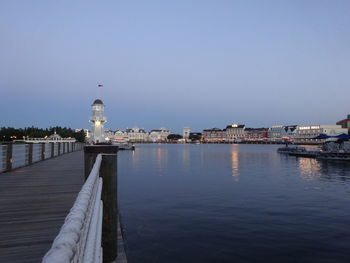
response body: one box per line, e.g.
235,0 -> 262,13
0,151 -> 84,262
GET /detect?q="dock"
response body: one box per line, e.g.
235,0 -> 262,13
0,151 -> 84,262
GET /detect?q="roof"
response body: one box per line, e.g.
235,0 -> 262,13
92,99 -> 104,105
226,124 -> 245,129
203,128 -> 223,132
337,118 -> 350,125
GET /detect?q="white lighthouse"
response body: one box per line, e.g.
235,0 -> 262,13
90,99 -> 107,143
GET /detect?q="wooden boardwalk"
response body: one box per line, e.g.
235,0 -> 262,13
0,151 -> 84,263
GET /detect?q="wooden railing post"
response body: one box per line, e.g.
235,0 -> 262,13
100,154 -> 118,263
28,143 -> 33,165
5,143 -> 12,171
84,145 -> 118,179
51,143 -> 54,158
41,143 -> 45,160
84,145 -> 118,262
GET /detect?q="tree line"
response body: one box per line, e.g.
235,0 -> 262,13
0,126 -> 85,142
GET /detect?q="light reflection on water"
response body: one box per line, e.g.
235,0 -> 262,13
298,158 -> 321,181
231,145 -> 240,181
119,144 -> 350,263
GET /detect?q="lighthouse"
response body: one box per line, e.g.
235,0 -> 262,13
90,99 -> 107,143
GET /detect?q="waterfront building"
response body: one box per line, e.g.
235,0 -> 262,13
149,128 -> 171,142
104,130 -> 115,142
114,129 -> 129,143
294,125 -> 348,143
14,131 -> 76,143
182,127 -> 191,139
244,128 -> 269,141
125,127 -> 149,142
336,114 -> 350,133
268,125 -> 297,141
225,124 -> 245,142
89,99 -> 107,143
202,128 -> 226,142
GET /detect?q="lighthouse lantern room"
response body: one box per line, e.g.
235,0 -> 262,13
90,99 -> 106,143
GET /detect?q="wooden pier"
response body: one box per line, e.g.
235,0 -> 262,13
0,151 -> 84,262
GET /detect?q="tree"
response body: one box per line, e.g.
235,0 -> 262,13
189,132 -> 202,141
74,129 -> 86,142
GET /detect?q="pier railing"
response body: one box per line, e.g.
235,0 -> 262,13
43,145 -> 119,263
42,154 -> 103,263
0,142 -> 84,173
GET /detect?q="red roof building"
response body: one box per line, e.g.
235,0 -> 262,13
336,114 -> 350,133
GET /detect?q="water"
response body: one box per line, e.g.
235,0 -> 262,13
118,144 -> 350,263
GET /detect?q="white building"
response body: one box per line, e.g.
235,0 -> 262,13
182,127 -> 191,139
14,131 -> 76,143
268,125 -> 297,141
225,124 -> 245,142
113,129 -> 129,143
125,127 -> 149,142
149,128 -> 171,142
294,125 -> 348,143
89,99 -> 107,143
104,130 -> 115,142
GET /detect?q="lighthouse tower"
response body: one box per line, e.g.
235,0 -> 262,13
90,99 -> 107,143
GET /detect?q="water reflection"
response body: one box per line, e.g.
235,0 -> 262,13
182,147 -> 190,170
231,146 -> 240,181
317,160 -> 350,182
298,158 -> 321,181
155,147 -> 168,175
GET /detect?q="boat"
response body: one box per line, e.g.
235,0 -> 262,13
113,143 -> 135,150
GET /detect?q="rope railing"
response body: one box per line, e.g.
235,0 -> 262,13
42,154 -> 103,263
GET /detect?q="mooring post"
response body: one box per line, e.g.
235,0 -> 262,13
84,145 -> 119,262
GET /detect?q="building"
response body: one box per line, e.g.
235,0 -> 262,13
336,114 -> 350,133
244,128 -> 268,141
268,125 -> 297,141
104,130 -> 115,142
125,127 -> 149,142
182,127 -> 191,139
14,131 -> 76,143
89,99 -> 107,143
294,125 -> 348,143
149,128 -> 171,142
202,128 -> 226,142
225,124 -> 245,142
114,129 -> 129,143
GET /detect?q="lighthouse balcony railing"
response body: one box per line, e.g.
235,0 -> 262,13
89,116 -> 107,122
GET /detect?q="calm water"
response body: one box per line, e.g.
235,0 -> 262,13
118,144 -> 350,263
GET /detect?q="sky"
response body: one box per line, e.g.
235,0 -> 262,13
0,0 -> 349,133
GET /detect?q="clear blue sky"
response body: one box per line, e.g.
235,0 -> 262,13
1,0 -> 349,133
